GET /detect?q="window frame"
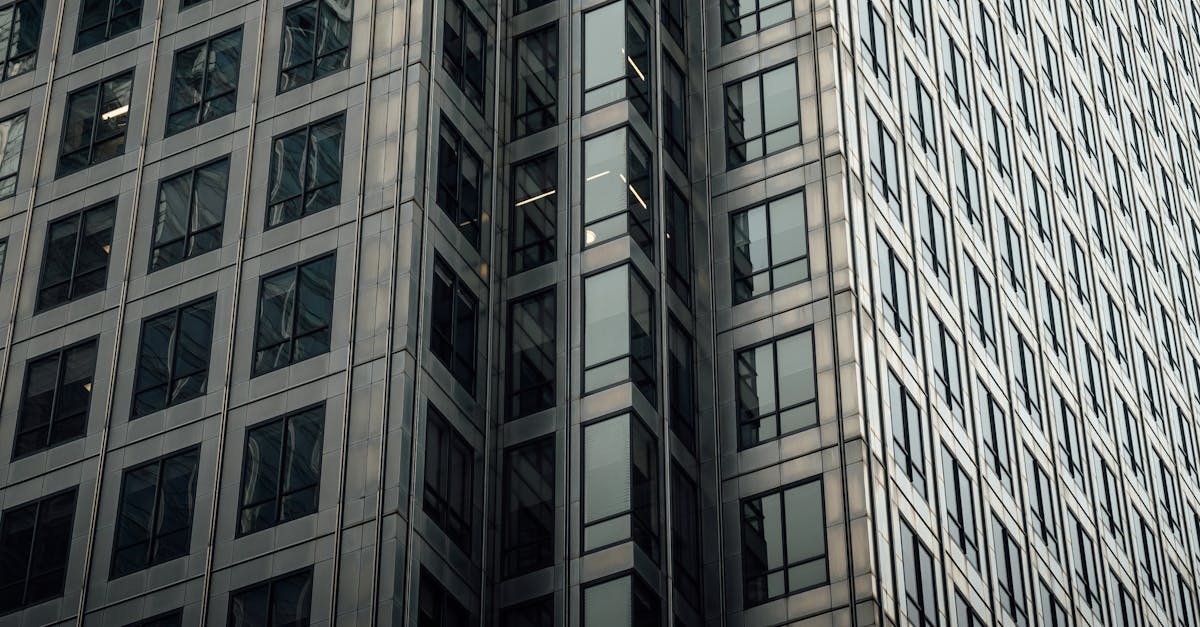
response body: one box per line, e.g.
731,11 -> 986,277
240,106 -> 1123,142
235,403 -> 325,536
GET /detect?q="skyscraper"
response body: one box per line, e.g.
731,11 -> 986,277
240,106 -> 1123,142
0,0 -> 1195,625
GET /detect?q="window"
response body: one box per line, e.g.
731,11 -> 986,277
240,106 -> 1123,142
878,237 -> 914,352
443,0 -> 485,110
725,63 -> 800,167
583,574 -> 659,627
132,296 -> 215,416
509,151 -> 556,273
1096,458 -> 1121,539
668,319 -> 696,451
979,381 -> 1013,493
502,436 -> 554,578
0,0 -> 40,80
948,135 -> 982,236
898,0 -> 926,49
265,114 -> 345,228
861,1 -> 890,89
57,72 -> 133,176
890,369 -> 926,497
907,64 -> 937,164
0,489 -> 76,614
110,446 -> 199,578
583,412 -> 659,558
942,32 -> 970,113
582,126 -> 653,256
436,118 -> 484,248
1136,515 -> 1163,603
736,330 -> 816,449
1050,388 -> 1084,487
662,0 -> 684,44
123,610 -> 183,627
942,447 -> 978,568
900,520 -> 937,627
741,479 -> 827,606
865,105 -> 901,211
13,339 -> 97,458
228,568 -> 313,627
582,264 -> 655,403
431,255 -> 478,393
984,100 -> 1012,183
501,596 -> 553,627
1039,581 -> 1068,627
665,181 -> 691,300
1015,65 -> 1039,137
730,191 -> 808,303
507,289 -> 555,421
36,199 -> 115,310
1066,233 -> 1090,305
1010,325 -> 1040,423
0,111 -> 26,197
1068,512 -> 1102,618
928,310 -> 963,422
512,25 -> 556,137
278,0 -> 350,92
671,466 -> 701,605
1027,455 -> 1058,557
424,405 -> 474,551
1079,343 -> 1106,423
1111,574 -> 1139,627
76,0 -> 139,50
662,57 -> 688,168
582,1 -> 651,119
165,30 -> 240,136
994,516 -> 1028,626
513,0 -> 551,14
149,157 -> 228,271
977,5 -> 1000,76
1025,169 -> 1053,252
965,259 -> 997,361
1037,273 -> 1067,363
721,0 -> 791,42
237,405 -> 324,535
955,591 -> 985,627
252,253 -> 335,375
917,186 -> 951,292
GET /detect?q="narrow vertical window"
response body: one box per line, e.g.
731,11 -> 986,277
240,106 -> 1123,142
512,25 -> 557,136
508,289 -> 555,420
430,255 -> 479,394
502,436 -> 554,578
583,412 -> 659,558
582,1 -> 651,119
436,118 -> 484,248
877,237 -> 914,352
0,488 -> 76,613
889,369 -> 926,497
899,520 -> 937,626
443,0 -> 486,111
667,319 -> 696,451
664,181 -> 691,300
509,151 -> 556,273
423,405 -> 474,551
582,126 -> 653,256
582,264 -> 656,403
0,111 -> 26,197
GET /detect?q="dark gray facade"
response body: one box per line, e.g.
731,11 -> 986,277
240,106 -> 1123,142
0,0 -> 1194,625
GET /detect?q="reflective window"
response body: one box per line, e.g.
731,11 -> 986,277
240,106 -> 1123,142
583,413 -> 658,558
265,114 -> 345,228
889,369 -> 925,497
502,436 -> 554,578
664,180 -> 691,300
662,56 -> 687,167
418,569 -> 469,627
928,309 -> 963,423
667,318 -> 695,451
906,63 -> 937,165
430,255 -> 478,394
1027,454 -> 1058,557
955,591 -> 985,627
725,64 -> 799,167
122,610 -> 183,627
949,135 -> 982,237
583,1 -> 651,119
583,573 -> 659,627
133,296 -> 215,416
509,151 -> 556,273
965,258 -> 997,361
14,339 -> 97,458
721,0 -> 791,43
941,447 -> 978,568
898,0 -> 926,50
1039,581 -> 1068,627
0,488 -> 76,613
443,0 -> 485,111
237,404 -> 324,535
513,0 -> 551,14
582,264 -> 655,403
512,25 -> 556,136
0,0 -> 41,80
165,29 -> 241,135
252,253 -> 335,375
424,405 -> 474,551
740,479 -> 827,606
900,520 -> 937,627
1068,512 -> 1102,618
36,199 -> 115,311
228,568 -> 313,627
662,0 -> 684,44
735,329 -> 817,449
865,105 -> 901,211
671,465 -> 701,605
149,157 -> 228,272
501,595 -> 553,627
917,185 -> 952,293
507,288 -> 555,420
76,0 -> 139,50
978,380 -> 1012,493
58,72 -> 133,177
878,237 -> 914,352
278,0 -> 350,92
0,111 -> 26,197
730,191 -> 808,303
993,516 -> 1028,625
582,126 -> 653,256
436,118 -> 484,248
110,446 -> 199,578
861,0 -> 890,89
942,30 -> 971,114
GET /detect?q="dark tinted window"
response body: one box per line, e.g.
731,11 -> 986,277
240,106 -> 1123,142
36,199 -> 116,310
430,255 -> 478,393
662,57 -> 687,167
149,158 -> 228,271
0,111 -> 27,197
725,64 -> 799,167
424,405 -> 474,551
418,569 -> 469,627
735,330 -> 817,449
500,595 -> 553,627
667,318 -> 695,451
0,0 -> 42,80
508,288 -> 555,420
721,0 -> 791,43
741,479 -> 827,606
583,574 -> 659,627
111,447 -> 200,578
123,609 -> 183,627
671,465 -> 701,606
509,151 -> 556,273
664,181 -> 691,300
730,192 -> 808,303
513,25 -> 556,136
442,0 -> 485,111
583,413 -> 658,559
502,436 -> 554,577
166,29 -> 241,135
58,72 -> 133,176
76,0 -> 139,50
278,0 -> 350,92
14,339 -> 97,457
265,114 -> 344,228
237,405 -> 324,535
0,489 -> 76,613
133,297 -> 215,416
253,253 -> 335,375
436,118 -> 484,248
227,568 -> 313,627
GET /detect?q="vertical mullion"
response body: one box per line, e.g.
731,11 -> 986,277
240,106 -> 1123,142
275,416 -> 290,526
45,349 -> 66,446
289,266 -> 302,363
764,203 -> 774,290
298,126 -> 312,214
166,306 -> 182,400
146,459 -> 165,566
196,41 -> 211,127
310,2 -> 322,82
186,169 -> 199,255
86,82 -> 102,167
20,501 -> 42,604
66,212 -> 83,299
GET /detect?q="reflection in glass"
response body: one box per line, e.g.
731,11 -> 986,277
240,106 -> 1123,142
150,158 -> 229,271
266,115 -> 345,228
510,151 -> 556,272
0,111 -> 25,197
166,29 -> 242,135
238,405 -> 324,535
721,0 -> 792,43
730,191 -> 808,303
583,413 -> 658,559
736,329 -> 816,448
741,479 -> 826,606
583,265 -> 656,403
132,297 -> 215,416
502,436 -> 554,577
583,127 -> 653,255
58,72 -> 133,176
278,0 -> 351,92
513,26 -> 557,136
508,289 -> 555,420
0,488 -> 77,613
0,0 -> 42,80
111,447 -> 200,577
252,254 -> 335,375
725,64 -> 799,167
36,199 -> 115,311
583,0 -> 652,120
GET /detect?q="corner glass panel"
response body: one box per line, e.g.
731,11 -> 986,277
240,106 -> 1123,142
583,413 -> 658,558
583,264 -> 655,402
582,127 -> 653,256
